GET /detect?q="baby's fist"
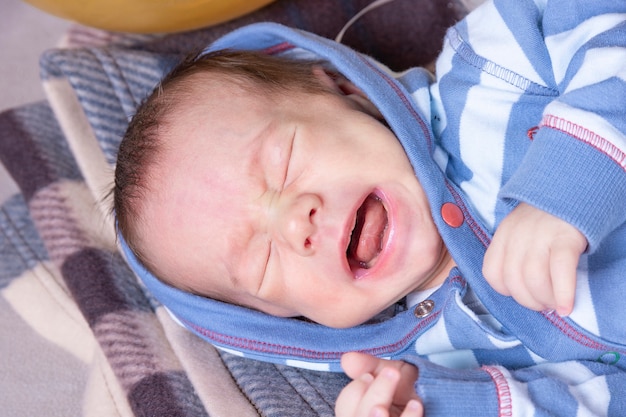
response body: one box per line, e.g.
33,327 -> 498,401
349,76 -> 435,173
336,352 -> 423,417
483,203 -> 587,315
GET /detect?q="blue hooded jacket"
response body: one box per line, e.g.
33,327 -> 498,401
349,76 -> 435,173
120,0 -> 626,414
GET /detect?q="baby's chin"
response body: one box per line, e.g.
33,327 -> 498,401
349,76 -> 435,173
314,304 -> 397,329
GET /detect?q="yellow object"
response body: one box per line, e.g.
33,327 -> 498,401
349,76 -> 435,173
24,0 -> 276,33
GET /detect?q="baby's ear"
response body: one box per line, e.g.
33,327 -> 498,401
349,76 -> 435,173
311,65 -> 344,93
311,66 -> 383,120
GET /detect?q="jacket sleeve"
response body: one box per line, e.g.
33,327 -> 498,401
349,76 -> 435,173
498,0 -> 626,251
404,356 -> 625,417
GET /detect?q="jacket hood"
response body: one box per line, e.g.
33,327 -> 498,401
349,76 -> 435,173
119,22 -> 447,372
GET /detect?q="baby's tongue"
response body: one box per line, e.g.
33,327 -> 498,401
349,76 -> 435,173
352,195 -> 387,265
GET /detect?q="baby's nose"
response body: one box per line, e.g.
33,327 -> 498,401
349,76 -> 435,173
277,193 -> 321,256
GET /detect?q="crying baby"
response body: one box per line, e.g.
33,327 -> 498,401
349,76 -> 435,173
114,49 -> 455,329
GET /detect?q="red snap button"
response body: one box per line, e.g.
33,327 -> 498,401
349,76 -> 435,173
441,202 -> 464,228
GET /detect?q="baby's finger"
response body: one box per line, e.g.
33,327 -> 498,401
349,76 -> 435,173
508,277 -> 547,311
365,367 -> 400,409
483,237 -> 509,295
400,399 -> 424,417
342,352 -> 385,380
335,373 -> 374,417
550,244 -> 579,316
356,368 -> 400,416
520,249 -> 555,310
497,245 -> 548,311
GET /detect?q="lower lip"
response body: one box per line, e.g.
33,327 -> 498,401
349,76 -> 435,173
351,189 -> 395,280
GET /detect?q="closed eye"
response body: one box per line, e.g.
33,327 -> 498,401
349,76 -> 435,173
259,129 -> 294,293
282,128 -> 296,190
256,238 -> 272,296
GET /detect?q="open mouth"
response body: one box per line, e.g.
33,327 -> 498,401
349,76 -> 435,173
346,193 -> 388,275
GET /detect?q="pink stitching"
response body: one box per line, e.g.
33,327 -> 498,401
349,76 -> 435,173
351,60 -> 494,249
184,311 -> 440,360
445,182 -> 492,248
360,57 -> 434,151
540,115 -> 626,171
542,310 -> 626,355
482,366 -> 513,417
263,42 -> 296,55
527,126 -> 539,140
186,276 -> 470,359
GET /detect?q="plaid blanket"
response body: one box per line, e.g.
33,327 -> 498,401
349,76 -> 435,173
0,0 -> 476,415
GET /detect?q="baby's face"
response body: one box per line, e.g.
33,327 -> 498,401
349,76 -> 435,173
142,74 -> 453,328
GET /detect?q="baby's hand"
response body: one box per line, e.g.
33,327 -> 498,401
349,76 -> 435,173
336,352 -> 423,417
483,203 -> 587,316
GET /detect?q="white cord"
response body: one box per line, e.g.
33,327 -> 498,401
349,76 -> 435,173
335,0 -> 398,43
